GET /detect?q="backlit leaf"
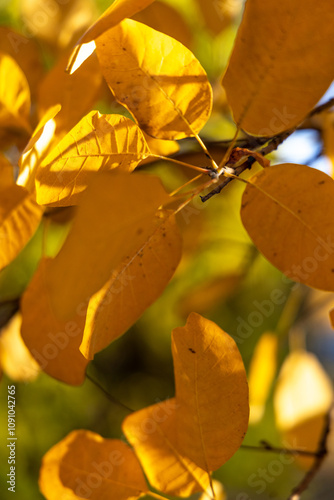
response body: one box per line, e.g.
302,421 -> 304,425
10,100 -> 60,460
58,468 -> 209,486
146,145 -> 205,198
196,0 -> 242,35
222,0 -> 334,135
95,19 -> 212,139
36,111 -> 151,207
0,185 -> 43,271
21,259 -> 88,385
39,430 -> 148,500
67,0 -> 156,73
0,53 -> 31,141
248,332 -> 278,424
46,172 -> 170,319
0,313 -> 40,382
81,210 -> 182,359
172,312 -> 249,471
274,350 -> 333,467
241,164 -> 334,291
123,399 -> 209,497
38,52 -> 103,137
0,154 -> 14,190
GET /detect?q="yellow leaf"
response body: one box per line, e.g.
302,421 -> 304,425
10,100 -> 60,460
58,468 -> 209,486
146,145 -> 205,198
35,111 -> 151,207
38,51 -> 103,137
222,0 -> 334,135
133,1 -> 192,48
0,27 -> 44,100
67,0 -> 156,73
0,53 -> 31,138
39,430 -> 148,500
81,210 -> 182,358
248,332 -> 278,424
123,399 -> 210,497
196,0 -> 242,35
0,313 -> 40,382
274,350 -> 333,467
95,19 -> 212,139
172,312 -> 249,471
46,172 -> 170,319
142,132 -> 179,160
0,154 -> 14,190
241,164 -> 334,291
21,259 -> 88,385
0,185 -> 43,271
199,479 -> 226,500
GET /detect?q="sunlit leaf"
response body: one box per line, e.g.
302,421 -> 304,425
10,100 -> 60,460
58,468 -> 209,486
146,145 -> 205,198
199,479 -> 226,500
21,259 -> 88,385
36,111 -> 151,207
241,164 -> 334,291
196,0 -> 242,35
81,210 -> 182,358
248,332 -> 278,424
95,19 -> 212,139
274,350 -> 333,467
39,430 -> 148,500
46,172 -> 170,319
133,1 -> 192,48
0,53 -> 31,141
0,27 -> 44,99
142,132 -> 179,161
38,51 -> 103,137
123,399 -> 209,497
0,313 -> 40,381
172,312 -> 249,471
222,0 -> 334,135
0,185 -> 43,271
67,0 -> 156,73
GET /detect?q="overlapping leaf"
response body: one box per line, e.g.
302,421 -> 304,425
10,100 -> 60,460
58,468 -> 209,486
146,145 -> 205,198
39,430 -> 148,500
0,184 -> 43,271
95,19 -> 212,139
241,164 -> 334,291
172,312 -> 249,471
35,111 -> 151,207
46,172 -> 170,319
21,259 -> 88,385
223,0 -> 334,135
81,210 -> 182,359
67,0 -> 156,74
123,399 -> 210,497
0,154 -> 14,189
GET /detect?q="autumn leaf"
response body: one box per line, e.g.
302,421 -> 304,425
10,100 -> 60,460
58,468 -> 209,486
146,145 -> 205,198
80,210 -> 182,359
0,53 -> 31,146
45,172 -> 170,319
21,258 -> 88,385
172,312 -> 249,471
241,164 -> 334,291
123,399 -> 210,497
0,154 -> 14,190
39,430 -> 148,500
38,51 -> 103,138
35,111 -> 151,207
67,0 -> 156,74
0,184 -> 43,272
274,350 -> 333,467
248,332 -> 278,424
95,19 -> 212,139
222,0 -> 334,135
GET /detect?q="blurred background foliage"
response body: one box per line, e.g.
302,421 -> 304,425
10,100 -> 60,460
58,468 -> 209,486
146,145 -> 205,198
0,0 -> 334,499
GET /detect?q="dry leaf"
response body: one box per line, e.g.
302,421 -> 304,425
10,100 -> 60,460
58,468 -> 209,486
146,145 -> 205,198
123,399 -> 209,497
36,111 -> 151,207
95,19 -> 212,139
45,172 -> 170,319
39,430 -> 148,500
172,312 -> 249,471
21,259 -> 88,385
81,210 -> 182,358
241,164 -> 334,291
222,0 -> 334,135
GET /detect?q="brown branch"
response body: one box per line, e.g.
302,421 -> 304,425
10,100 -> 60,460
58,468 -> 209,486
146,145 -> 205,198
240,440 -> 320,457
287,412 -> 331,500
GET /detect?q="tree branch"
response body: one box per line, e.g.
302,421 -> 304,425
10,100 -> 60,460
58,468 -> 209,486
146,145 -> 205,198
240,440 -> 320,457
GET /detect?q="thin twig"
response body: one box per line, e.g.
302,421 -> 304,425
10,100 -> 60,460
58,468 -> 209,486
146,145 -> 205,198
241,441 -> 321,457
86,372 -> 134,413
287,412 -> 331,500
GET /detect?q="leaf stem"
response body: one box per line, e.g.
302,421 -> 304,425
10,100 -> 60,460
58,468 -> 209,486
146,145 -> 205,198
146,491 -> 172,500
152,154 -> 211,174
86,372 -> 134,413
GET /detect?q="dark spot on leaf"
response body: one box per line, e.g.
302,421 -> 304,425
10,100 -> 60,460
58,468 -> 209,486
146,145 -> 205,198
318,180 -> 325,185
162,232 -> 166,237
137,227 -> 143,235
188,348 -> 196,354
122,47 -> 126,51
331,269 -> 334,273
297,209 -> 302,213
